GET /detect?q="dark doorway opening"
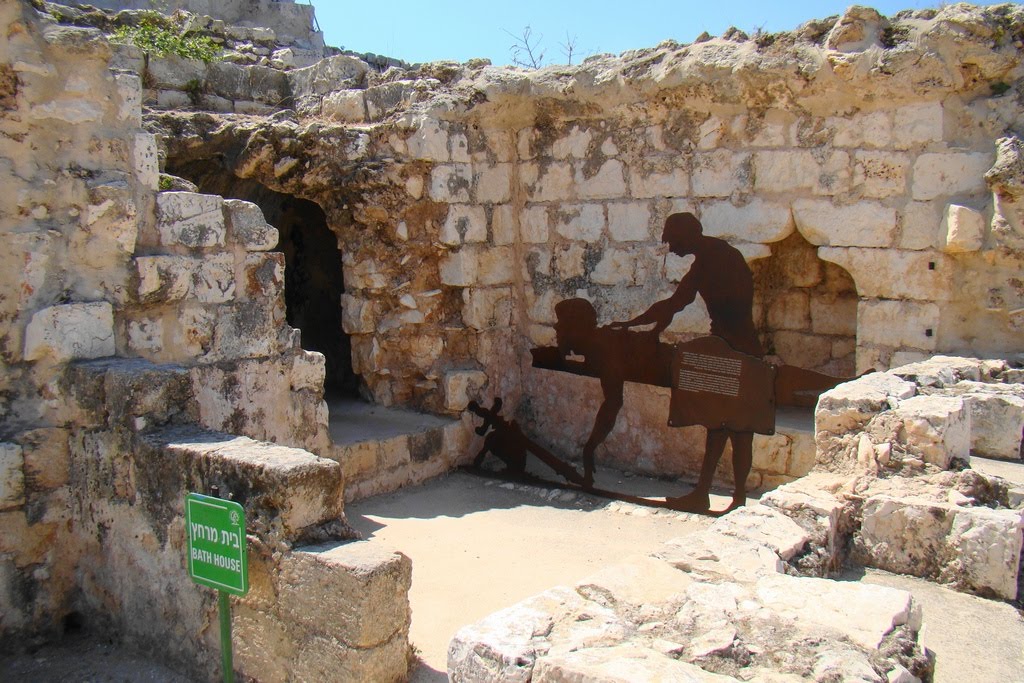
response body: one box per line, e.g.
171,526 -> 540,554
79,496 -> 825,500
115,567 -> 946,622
168,158 -> 360,398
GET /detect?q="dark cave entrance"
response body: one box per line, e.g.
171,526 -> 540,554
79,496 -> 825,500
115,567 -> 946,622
169,158 -> 360,399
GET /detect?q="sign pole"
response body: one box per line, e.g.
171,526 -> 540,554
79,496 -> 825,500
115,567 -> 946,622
219,590 -> 234,683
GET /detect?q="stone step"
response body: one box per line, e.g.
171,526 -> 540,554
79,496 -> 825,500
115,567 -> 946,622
138,424 -> 342,544
326,399 -> 467,502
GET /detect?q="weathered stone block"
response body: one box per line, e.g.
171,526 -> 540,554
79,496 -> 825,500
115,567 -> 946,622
591,249 -> 638,285
365,82 -> 410,121
831,110 -> 892,149
576,159 -> 626,199
134,133 -> 160,191
819,248 -> 950,301
477,246 -> 516,285
340,294 -> 376,334
463,288 -> 513,330
18,428 -> 70,492
430,164 -> 472,203
441,205 -> 487,245
767,291 -> 810,330
156,192 -> 226,248
444,370 -> 488,411
710,505 -> 810,560
853,151 -> 910,198
136,255 -> 195,303
754,150 -> 850,195
899,202 -> 942,250
816,373 -> 917,435
24,303 -> 115,362
942,204 -> 985,253
608,202 -> 651,242
192,253 -> 236,304
521,205 -> 550,243
406,118 -> 449,161
893,394 -> 971,468
858,300 -> 940,351
522,162 -> 574,202
854,496 -> 954,576
793,200 -> 896,247
279,541 -> 411,648
957,387 -> 1024,460
945,506 -> 1024,599
701,199 -> 793,243
147,54 -> 206,90
912,152 -> 993,201
439,250 -> 478,287
491,205 -> 516,246
0,444 -> 25,511
891,102 -> 944,150
322,89 -> 366,123
773,331 -> 833,368
287,55 -> 367,97
534,645 -> 737,683
691,151 -> 751,197
224,199 -> 278,251
551,126 -> 592,159
554,204 -> 604,242
810,295 -> 858,336
474,164 -> 512,204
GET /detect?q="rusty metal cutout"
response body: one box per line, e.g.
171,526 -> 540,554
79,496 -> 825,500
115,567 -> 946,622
475,213 -> 852,516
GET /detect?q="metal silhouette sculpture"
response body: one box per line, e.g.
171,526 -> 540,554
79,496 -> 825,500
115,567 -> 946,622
470,212 -> 852,516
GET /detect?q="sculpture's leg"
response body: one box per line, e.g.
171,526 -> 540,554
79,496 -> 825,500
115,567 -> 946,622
666,428 -> 729,513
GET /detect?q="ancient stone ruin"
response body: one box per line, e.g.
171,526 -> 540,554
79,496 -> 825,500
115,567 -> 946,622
1,0 -> 1022,680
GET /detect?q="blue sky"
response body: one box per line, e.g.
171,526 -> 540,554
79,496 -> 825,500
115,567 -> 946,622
308,1 -> 956,66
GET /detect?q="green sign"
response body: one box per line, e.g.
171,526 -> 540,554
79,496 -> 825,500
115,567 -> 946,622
185,493 -> 248,596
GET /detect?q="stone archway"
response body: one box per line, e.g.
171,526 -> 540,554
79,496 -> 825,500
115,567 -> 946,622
168,158 -> 360,398
751,231 -> 858,377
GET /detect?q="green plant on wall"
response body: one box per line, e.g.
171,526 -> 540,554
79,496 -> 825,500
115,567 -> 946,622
110,11 -> 221,63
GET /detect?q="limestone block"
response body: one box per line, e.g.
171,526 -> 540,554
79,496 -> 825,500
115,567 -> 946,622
406,118 -> 449,161
960,389 -> 1024,460
156,192 -> 226,248
241,252 -> 282,301
18,428 -> 70,492
278,541 -> 410,649
439,250 -> 479,287
127,318 -> 164,354
444,370 -> 488,411
899,202 -> 942,250
554,204 -> 604,242
143,426 -> 342,540
0,444 -> 24,511
24,302 -> 115,362
691,151 -> 751,197
767,291 -> 810,330
322,90 -> 366,123
891,102 -> 944,150
134,133 -> 160,191
534,645 -> 740,683
474,164 -> 512,204
890,356 -> 986,388
772,331 -> 833,368
710,505 -> 810,560
441,205 -> 487,245
701,199 -> 793,243
522,162 -> 574,202
155,89 -> 191,110
147,54 -> 208,90
463,288 -> 513,330
551,126 -> 592,159
893,395 -> 971,468
233,606 -> 297,683
629,163 -> 688,199
135,256 -> 194,303
608,202 -> 651,242
853,151 -> 910,198
941,204 -> 985,253
224,199 -> 278,251
365,82 -> 410,121
491,205 -> 516,246
554,244 -> 586,279
831,111 -> 892,149
450,133 -> 471,163
290,632 -> 410,683
857,300 -> 940,351
793,200 -> 896,247
291,351 -> 326,393
210,303 -> 280,359
816,373 -> 917,435
945,507 -> 1024,599
825,6 -> 885,51
814,650 -> 883,683
754,150 -> 850,195
591,249 -> 637,285
477,246 -> 516,286
753,573 -> 916,649
810,296 -> 858,336
657,529 -> 783,583
854,496 -> 954,576
430,164 -> 472,203
912,152 -> 993,201
576,159 -> 626,199
340,294 -> 376,334
287,55 -> 368,96
114,72 -> 142,125
344,255 -> 387,290
192,254 -> 235,304
521,205 -> 550,243
818,248 -> 950,301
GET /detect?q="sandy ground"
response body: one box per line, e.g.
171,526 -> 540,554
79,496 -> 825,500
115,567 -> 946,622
3,465 -> 1022,682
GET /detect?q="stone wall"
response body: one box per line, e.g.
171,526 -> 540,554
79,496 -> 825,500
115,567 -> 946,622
149,4 -> 1024,488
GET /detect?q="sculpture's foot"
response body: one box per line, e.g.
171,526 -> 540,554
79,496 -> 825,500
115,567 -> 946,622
582,466 -> 595,490
665,489 -> 711,513
723,497 -> 746,514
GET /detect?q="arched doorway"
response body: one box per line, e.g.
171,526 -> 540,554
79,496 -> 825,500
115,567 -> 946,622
168,158 -> 360,398
751,232 -> 858,377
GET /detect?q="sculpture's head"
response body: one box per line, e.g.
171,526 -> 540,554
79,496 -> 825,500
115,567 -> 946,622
553,298 -> 598,354
662,212 -> 703,256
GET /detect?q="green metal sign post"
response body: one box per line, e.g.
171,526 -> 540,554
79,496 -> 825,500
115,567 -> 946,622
186,492 -> 248,683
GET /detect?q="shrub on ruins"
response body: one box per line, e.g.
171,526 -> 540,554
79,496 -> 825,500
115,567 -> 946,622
110,10 -> 221,63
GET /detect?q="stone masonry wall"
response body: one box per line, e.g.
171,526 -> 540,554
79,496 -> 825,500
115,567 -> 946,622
152,4 -> 1024,488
